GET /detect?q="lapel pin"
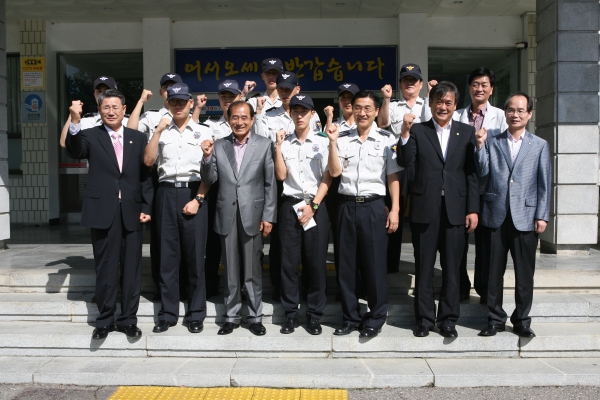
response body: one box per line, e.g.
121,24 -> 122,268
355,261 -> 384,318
129,141 -> 133,144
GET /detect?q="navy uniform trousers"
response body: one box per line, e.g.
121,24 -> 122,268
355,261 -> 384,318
91,203 -> 143,328
279,197 -> 329,319
155,182 -> 208,324
338,197 -> 389,329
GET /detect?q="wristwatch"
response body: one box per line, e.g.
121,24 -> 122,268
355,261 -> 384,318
195,195 -> 205,206
310,200 -> 319,212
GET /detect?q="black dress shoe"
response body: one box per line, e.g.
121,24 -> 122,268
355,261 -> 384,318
152,320 -> 176,333
249,322 -> 267,336
218,322 -> 240,335
333,323 -> 358,336
439,326 -> 459,338
307,318 -> 322,335
414,325 -> 429,337
92,324 -> 116,340
280,318 -> 300,334
186,321 -> 204,334
478,324 -> 505,337
360,326 -> 381,338
117,324 -> 142,338
512,325 -> 536,338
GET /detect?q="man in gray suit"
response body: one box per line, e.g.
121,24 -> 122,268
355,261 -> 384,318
201,101 -> 277,336
474,92 -> 551,338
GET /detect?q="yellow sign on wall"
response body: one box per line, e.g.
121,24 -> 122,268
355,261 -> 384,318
21,57 -> 45,90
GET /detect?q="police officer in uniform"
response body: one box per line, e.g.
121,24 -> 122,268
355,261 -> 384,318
60,76 -> 128,148
327,90 -> 401,338
127,72 -> 190,301
324,83 -> 359,297
246,58 -> 284,112
275,94 -> 332,335
377,64 -> 426,274
254,71 -> 322,302
144,83 -> 213,334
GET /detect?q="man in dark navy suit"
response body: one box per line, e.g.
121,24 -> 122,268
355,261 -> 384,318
66,89 -> 153,340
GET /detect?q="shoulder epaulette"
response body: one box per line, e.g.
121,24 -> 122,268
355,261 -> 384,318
390,98 -> 400,103
265,106 -> 277,113
209,115 -> 221,120
124,113 -> 130,118
198,122 -> 210,127
82,113 -> 97,118
339,130 -> 352,137
249,93 -> 262,99
148,109 -> 159,113
376,128 -> 391,137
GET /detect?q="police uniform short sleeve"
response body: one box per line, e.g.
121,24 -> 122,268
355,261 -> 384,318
385,136 -> 402,175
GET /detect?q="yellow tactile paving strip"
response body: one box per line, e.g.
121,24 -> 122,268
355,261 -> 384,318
110,387 -> 347,400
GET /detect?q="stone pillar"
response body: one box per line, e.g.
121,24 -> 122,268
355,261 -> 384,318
142,18 -> 171,110
8,20 -> 50,225
521,12 -> 537,134
0,0 -> 9,248
536,0 -> 599,254
398,13 -> 428,98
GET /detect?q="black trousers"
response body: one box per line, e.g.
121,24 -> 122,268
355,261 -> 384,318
150,167 -> 188,295
326,177 -> 341,278
205,181 -> 221,295
486,211 -> 537,328
459,195 -> 489,298
411,197 -> 465,328
279,198 -> 329,319
156,184 -> 208,323
386,169 -> 408,272
91,203 -> 143,328
338,197 -> 389,329
269,180 -> 285,291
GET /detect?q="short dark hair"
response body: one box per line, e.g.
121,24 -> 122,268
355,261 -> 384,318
468,67 -> 496,87
429,81 -> 459,105
227,100 -> 255,119
351,90 -> 380,109
97,89 -> 125,106
503,91 -> 533,113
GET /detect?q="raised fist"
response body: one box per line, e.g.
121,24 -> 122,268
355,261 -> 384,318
195,94 -> 207,109
381,84 -> 393,99
139,89 -> 152,103
69,100 -> 83,124
201,139 -> 214,158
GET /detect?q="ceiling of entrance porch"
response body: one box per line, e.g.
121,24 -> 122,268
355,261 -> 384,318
6,0 -> 536,23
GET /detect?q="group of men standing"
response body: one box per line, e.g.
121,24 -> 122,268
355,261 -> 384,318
64,57 -> 550,342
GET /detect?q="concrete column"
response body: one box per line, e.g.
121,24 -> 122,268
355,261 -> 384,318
0,0 -> 9,247
536,0 -> 599,254
398,13 -> 428,98
142,18 -> 171,110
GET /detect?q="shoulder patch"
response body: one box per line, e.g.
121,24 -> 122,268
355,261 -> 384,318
376,128 -> 391,137
390,98 -> 400,103
82,113 -> 97,118
339,130 -> 352,137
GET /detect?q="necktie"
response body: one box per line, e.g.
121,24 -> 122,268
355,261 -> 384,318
112,133 -> 123,172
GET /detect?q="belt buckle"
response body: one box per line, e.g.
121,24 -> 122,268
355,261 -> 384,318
441,189 -> 445,196
175,182 -> 184,188
355,196 -> 365,203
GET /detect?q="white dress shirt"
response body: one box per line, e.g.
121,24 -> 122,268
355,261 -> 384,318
508,131 -> 525,163
280,131 -> 329,199
432,119 -> 451,162
336,124 -> 401,197
255,106 -> 322,142
247,91 -> 282,112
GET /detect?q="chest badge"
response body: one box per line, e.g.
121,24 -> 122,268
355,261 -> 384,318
374,142 -> 381,150
312,144 -> 319,152
343,157 -> 349,169
194,132 -> 201,139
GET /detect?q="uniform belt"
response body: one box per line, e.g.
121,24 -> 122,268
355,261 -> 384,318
340,195 -> 383,203
282,196 -> 310,203
159,181 -> 199,188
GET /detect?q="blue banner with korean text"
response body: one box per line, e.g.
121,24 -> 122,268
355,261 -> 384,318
175,47 -> 397,93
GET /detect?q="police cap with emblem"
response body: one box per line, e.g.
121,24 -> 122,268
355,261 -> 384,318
289,94 -> 314,110
166,83 -> 192,101
399,64 -> 422,81
276,71 -> 299,90
218,79 -> 242,95
160,72 -> 183,87
338,83 -> 359,96
261,58 -> 283,73
93,76 -> 117,90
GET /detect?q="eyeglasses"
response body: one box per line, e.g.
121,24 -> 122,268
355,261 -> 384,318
353,105 -> 375,113
229,115 -> 250,122
506,109 -> 528,116
100,106 -> 123,113
168,99 -> 189,107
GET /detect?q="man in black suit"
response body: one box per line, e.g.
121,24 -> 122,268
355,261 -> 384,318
66,89 -> 153,340
397,81 -> 479,338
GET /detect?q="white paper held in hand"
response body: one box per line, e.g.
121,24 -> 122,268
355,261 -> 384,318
293,200 -> 317,231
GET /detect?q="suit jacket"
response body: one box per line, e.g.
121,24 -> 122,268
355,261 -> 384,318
66,125 -> 153,232
397,119 -> 479,226
475,130 -> 551,231
201,133 -> 277,236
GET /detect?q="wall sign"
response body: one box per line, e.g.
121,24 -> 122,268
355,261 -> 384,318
21,91 -> 46,123
176,47 -> 397,93
21,57 -> 45,89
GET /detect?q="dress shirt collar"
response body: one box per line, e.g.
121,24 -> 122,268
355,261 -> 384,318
432,118 -> 451,134
508,131 -> 525,143
290,130 -> 318,144
105,124 -> 124,138
233,134 -> 249,145
398,95 -> 424,106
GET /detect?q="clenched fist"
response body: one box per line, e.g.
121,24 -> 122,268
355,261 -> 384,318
69,100 -> 84,124
242,81 -> 257,97
326,123 -> 339,142
138,89 -> 153,104
201,139 -> 214,158
475,127 -> 487,150
401,113 -> 416,138
195,94 -> 207,110
381,84 -> 393,99
324,105 -> 334,119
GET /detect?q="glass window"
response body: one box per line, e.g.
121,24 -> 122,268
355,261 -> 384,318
7,54 -> 22,174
